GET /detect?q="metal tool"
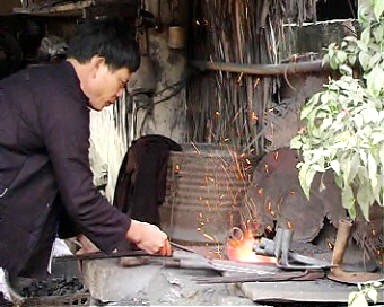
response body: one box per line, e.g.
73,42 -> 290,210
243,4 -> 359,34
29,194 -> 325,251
194,269 -> 325,283
169,242 -> 198,254
253,228 -> 331,270
55,249 -> 173,262
163,251 -> 277,274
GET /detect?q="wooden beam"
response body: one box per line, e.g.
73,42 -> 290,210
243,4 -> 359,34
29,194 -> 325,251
191,60 -> 330,75
13,1 -> 93,16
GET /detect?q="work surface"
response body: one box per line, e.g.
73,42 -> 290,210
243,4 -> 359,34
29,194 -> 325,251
81,258 -> 251,305
78,255 -> 382,305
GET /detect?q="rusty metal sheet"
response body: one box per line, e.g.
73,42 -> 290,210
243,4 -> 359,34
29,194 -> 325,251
160,148 -> 248,244
241,148 -> 351,243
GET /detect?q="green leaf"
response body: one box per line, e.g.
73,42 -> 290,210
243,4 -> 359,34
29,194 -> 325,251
359,6 -> 371,28
349,204 -> 357,220
373,24 -> 384,43
359,150 -> 368,166
362,106 -> 379,123
367,289 -> 378,303
366,67 -> 384,95
298,164 -> 310,199
348,54 -> 357,65
367,153 -> 378,188
330,55 -> 339,70
349,153 -> 360,182
371,132 -> 384,144
359,52 -> 370,70
337,51 -> 348,63
334,175 -> 343,188
353,114 -> 364,129
368,53 -> 382,70
344,36 -> 357,43
357,184 -> 371,221
323,53 -> 330,65
339,64 -> 353,76
298,165 -> 316,199
301,97 -> 318,119
361,27 -> 371,46
306,167 -> 316,192
374,0 -> 384,20
290,136 -> 302,149
328,42 -> 337,56
348,291 -> 369,307
341,184 -> 354,210
330,160 -> 341,175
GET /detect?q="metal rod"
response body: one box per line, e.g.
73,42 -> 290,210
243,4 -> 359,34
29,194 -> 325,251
55,250 -> 170,261
195,270 -> 325,283
191,60 -> 330,75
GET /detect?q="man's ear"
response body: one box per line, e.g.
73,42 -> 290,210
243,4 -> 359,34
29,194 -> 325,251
90,55 -> 106,75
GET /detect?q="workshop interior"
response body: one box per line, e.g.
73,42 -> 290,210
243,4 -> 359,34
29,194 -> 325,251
0,0 -> 383,306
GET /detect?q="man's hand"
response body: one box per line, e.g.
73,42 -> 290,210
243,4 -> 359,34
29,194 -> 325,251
125,220 -> 172,255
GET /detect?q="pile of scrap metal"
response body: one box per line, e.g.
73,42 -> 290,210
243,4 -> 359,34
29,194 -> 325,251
240,148 -> 383,257
195,221 -> 384,284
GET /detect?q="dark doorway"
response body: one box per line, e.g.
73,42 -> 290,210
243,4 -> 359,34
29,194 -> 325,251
316,0 -> 358,21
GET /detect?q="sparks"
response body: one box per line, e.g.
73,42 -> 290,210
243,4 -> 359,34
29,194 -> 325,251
227,229 -> 276,264
254,78 -> 260,88
251,112 -> 259,121
273,151 -> 279,161
203,233 -> 215,242
264,163 -> 269,175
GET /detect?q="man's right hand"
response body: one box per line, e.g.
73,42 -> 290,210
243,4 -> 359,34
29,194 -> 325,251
125,219 -> 171,255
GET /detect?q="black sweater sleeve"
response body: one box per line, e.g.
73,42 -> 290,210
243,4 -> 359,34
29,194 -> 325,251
40,78 -> 130,253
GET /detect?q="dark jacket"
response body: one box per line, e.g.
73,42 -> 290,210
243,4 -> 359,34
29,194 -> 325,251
113,135 -> 182,226
0,61 -> 130,278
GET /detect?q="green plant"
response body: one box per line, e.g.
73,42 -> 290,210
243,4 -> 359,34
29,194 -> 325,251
290,0 -> 384,221
348,281 -> 383,307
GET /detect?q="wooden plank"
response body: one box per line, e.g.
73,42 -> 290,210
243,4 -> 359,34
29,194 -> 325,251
13,1 -> 93,16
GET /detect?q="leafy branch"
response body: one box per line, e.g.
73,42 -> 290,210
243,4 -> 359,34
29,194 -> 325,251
290,0 -> 384,220
348,281 -> 383,307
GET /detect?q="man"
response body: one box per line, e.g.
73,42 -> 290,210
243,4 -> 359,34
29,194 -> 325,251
0,18 -> 171,291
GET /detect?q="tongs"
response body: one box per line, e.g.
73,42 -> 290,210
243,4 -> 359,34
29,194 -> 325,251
254,228 -> 332,270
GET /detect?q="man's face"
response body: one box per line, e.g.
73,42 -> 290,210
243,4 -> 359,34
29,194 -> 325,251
86,57 -> 132,111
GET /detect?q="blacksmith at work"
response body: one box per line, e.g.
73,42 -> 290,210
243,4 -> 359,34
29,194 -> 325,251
0,18 -> 171,300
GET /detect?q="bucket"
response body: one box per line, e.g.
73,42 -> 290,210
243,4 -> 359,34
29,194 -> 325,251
159,144 -> 248,244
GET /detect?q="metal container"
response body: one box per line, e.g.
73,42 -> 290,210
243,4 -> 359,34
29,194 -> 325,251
167,26 -> 185,50
159,144 -> 248,244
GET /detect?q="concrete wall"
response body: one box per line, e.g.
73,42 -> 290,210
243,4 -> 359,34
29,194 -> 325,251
129,0 -> 188,143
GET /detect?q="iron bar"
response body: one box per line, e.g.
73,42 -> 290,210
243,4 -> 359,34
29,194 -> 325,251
191,60 -> 330,75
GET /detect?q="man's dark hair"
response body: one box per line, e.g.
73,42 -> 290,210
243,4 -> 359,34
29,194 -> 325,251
67,19 -> 140,72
